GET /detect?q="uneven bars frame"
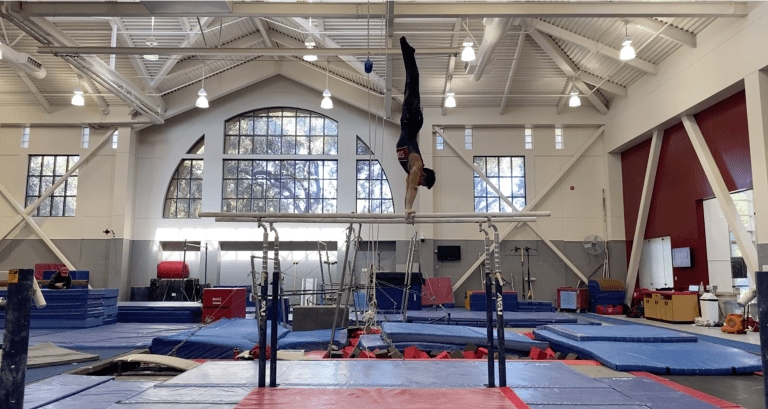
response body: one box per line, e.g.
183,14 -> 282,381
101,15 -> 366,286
200,211 -> 549,220
213,217 -> 538,224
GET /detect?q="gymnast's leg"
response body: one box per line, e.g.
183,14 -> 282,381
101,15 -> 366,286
400,36 -> 423,137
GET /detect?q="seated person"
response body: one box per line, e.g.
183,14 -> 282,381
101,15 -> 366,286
47,266 -> 72,290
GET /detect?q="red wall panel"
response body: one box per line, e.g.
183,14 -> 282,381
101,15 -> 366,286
621,90 -> 752,290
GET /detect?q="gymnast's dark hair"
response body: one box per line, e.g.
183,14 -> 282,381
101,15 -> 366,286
423,167 -> 436,189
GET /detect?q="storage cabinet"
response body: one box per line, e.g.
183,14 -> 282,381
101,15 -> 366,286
643,291 -> 698,323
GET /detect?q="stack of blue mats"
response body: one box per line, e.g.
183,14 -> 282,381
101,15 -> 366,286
518,300 -> 556,312
533,324 -> 763,374
150,318 -> 291,359
0,289 -> 111,329
382,322 -> 548,353
102,289 -> 119,325
117,301 -> 202,323
277,328 -> 348,351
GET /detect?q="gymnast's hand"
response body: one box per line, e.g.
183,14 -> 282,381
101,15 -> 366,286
405,208 -> 416,222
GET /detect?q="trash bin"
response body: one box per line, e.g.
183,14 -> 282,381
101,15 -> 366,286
700,292 -> 719,324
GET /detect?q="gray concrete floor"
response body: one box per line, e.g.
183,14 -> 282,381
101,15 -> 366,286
661,374 -> 764,409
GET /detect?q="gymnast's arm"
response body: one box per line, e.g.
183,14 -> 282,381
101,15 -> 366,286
404,153 -> 423,216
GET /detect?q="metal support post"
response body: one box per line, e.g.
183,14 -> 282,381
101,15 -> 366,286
257,222 -> 269,388
402,232 -> 417,322
269,223 -> 280,387
489,222 -> 506,387
1,269 -> 34,409
479,224 -> 495,388
327,224 -> 354,354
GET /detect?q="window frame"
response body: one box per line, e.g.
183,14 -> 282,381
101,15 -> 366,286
25,154 -> 80,217
525,127 -> 533,150
163,159 -> 204,219
472,155 -> 526,213
355,159 -> 395,214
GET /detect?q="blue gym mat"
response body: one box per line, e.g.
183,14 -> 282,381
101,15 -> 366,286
351,308 -> 577,327
357,334 -> 390,350
533,328 -> 762,374
23,374 -> 113,409
117,301 -> 203,323
121,386 -> 253,405
512,388 -> 643,406
277,328 -> 347,351
598,377 -> 719,408
381,322 -> 548,352
41,380 -> 157,409
27,323 -> 200,349
150,318 -> 290,359
160,361 -> 283,387
540,324 -> 698,342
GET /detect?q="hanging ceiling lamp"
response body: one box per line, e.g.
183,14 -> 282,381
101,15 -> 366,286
196,63 -> 209,108
321,60 -> 332,109
71,84 -> 85,106
568,90 -> 581,107
143,17 -> 159,61
460,19 -> 476,62
444,88 -> 456,108
619,22 -> 636,61
303,17 -> 318,62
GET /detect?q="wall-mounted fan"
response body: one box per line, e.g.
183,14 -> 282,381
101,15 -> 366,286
583,235 -> 605,256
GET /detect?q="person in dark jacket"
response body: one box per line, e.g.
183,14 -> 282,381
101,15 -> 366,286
47,266 -> 72,289
396,37 -> 436,220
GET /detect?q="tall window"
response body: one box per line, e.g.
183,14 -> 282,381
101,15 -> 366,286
21,127 -> 30,149
81,127 -> 90,148
164,160 -> 204,219
730,190 -> 756,258
525,127 -> 533,149
112,130 -> 119,149
356,160 -> 394,213
26,155 -> 79,217
356,136 -> 372,155
224,108 -> 338,155
555,127 -> 564,149
473,156 -> 525,212
465,128 -> 473,149
223,160 -> 337,213
436,134 -> 444,150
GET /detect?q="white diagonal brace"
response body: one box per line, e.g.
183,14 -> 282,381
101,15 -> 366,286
627,17 -> 696,48
525,222 -> 589,283
682,115 -> 758,295
442,18 -> 462,117
448,126 -> 605,292
76,71 -> 109,115
0,182 -> 75,270
499,30 -> 526,115
577,72 -> 627,97
384,0 -> 394,119
165,31 -> 266,78
531,19 -> 657,75
557,78 -> 573,115
252,17 -> 279,62
624,129 -> 663,304
109,17 -> 153,91
150,17 -> 214,89
437,127 -> 522,212
0,128 -> 117,241
524,20 -> 608,114
16,71 -> 52,114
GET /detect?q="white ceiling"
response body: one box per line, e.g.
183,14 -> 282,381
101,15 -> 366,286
0,1 -> 741,123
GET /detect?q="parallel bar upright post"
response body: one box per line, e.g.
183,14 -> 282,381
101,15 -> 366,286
479,225 -> 495,388
269,223 -> 280,387
490,223 -> 506,387
0,269 -> 34,409
257,222 -> 269,388
327,225 -> 354,355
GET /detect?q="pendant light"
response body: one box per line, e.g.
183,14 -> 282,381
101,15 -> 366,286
71,83 -> 85,106
460,19 -> 475,62
303,17 -> 318,62
144,17 -> 159,61
321,60 -> 332,109
196,63 -> 209,108
568,90 -> 581,107
444,87 -> 456,108
619,22 -> 636,61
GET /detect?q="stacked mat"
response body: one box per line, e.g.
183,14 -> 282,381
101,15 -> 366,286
0,288 -> 119,329
103,289 -> 119,324
533,324 -> 763,374
117,301 -> 203,323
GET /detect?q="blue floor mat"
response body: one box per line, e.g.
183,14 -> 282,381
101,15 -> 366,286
598,377 -> 720,409
121,386 -> 253,405
42,380 -> 157,409
276,328 -> 347,351
28,323 -> 199,349
23,374 -> 113,409
150,318 -> 290,359
25,348 -> 135,384
160,361 -> 283,387
534,328 -> 762,374
357,334 -> 390,350
353,308 -> 577,327
381,322 -> 548,352
512,388 -> 643,406
540,324 -> 698,342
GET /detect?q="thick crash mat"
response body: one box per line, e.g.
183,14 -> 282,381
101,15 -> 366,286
382,322 -> 548,352
277,328 -> 347,351
539,324 -> 698,343
150,318 -> 290,359
533,328 -> 762,375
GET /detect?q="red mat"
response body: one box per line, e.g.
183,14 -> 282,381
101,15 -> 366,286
422,277 -> 455,305
236,388 -> 521,408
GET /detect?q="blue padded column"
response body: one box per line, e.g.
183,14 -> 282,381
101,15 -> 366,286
1,269 -> 34,408
756,271 -> 768,404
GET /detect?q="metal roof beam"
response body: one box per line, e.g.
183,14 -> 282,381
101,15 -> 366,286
627,17 -> 697,48
557,78 -> 573,115
577,72 -> 627,97
441,18 -> 462,117
16,71 -> 52,114
524,20 -> 608,114
110,17 -> 154,90
531,19 -> 657,75
384,0 -> 394,119
150,17 -> 214,89
499,30 -> 526,115
11,2 -> 749,18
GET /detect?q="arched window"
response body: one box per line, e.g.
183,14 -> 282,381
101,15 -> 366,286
164,159 -> 204,218
187,135 -> 205,154
222,108 -> 338,213
355,136 -> 394,213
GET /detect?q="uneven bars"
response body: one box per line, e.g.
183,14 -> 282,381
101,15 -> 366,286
214,217 -> 538,224
200,211 -> 549,220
